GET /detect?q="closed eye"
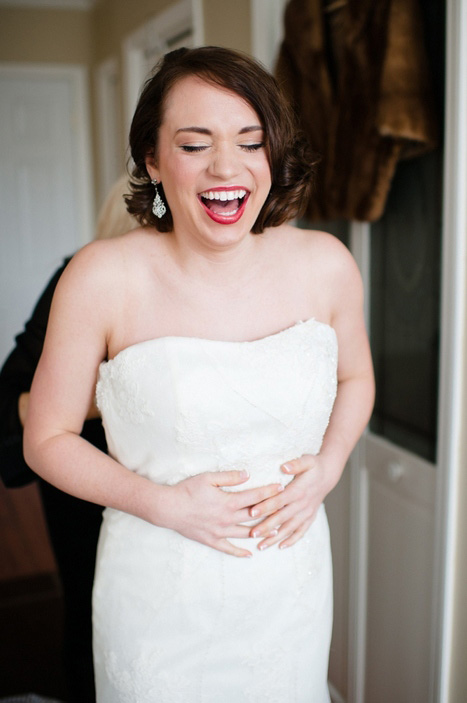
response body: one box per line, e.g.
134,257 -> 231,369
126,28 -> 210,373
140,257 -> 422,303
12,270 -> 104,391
240,143 -> 265,152
180,145 -> 209,152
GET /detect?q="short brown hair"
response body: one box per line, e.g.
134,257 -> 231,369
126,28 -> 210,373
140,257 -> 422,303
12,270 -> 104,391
125,46 -> 316,233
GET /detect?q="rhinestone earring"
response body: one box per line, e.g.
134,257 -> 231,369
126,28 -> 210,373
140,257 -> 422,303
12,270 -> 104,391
151,179 -> 166,219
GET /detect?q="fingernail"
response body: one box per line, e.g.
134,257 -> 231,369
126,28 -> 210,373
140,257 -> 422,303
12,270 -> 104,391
269,529 -> 278,537
277,484 -> 285,492
250,508 -> 259,517
252,529 -> 260,538
258,543 -> 269,550
279,543 -> 289,550
282,463 -> 292,473
241,470 -> 250,478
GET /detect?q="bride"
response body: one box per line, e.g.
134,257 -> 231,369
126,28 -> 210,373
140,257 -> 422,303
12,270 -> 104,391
24,46 -> 374,702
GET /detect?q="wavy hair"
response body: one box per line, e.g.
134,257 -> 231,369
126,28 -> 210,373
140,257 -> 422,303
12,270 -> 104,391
125,46 -> 317,233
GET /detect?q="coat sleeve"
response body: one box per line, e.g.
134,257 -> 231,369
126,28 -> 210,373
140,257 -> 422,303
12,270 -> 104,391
0,260 -> 70,487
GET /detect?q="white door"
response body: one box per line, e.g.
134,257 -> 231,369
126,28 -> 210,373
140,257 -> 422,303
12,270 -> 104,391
0,64 -> 93,363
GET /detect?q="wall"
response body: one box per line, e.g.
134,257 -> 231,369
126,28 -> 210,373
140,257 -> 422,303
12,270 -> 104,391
92,0 -> 174,64
0,7 -> 92,64
203,0 -> 251,53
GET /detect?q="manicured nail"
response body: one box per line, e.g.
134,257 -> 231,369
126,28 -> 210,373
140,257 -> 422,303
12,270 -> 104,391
279,543 -> 289,550
241,470 -> 250,478
252,529 -> 260,538
258,543 -> 269,550
282,463 -> 292,473
269,529 -> 278,537
277,484 -> 285,492
250,508 -> 259,517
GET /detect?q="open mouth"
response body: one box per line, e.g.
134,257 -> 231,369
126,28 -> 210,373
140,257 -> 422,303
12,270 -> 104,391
199,189 -> 248,219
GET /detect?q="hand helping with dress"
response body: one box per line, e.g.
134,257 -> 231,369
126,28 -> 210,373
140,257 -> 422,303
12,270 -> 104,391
248,454 -> 333,551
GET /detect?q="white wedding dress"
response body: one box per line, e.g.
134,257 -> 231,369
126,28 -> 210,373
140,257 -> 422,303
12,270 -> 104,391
93,318 -> 337,703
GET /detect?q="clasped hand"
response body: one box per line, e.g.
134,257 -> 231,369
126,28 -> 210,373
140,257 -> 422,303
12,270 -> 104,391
165,455 -> 328,557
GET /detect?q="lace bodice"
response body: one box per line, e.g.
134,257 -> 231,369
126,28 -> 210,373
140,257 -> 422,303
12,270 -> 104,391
96,318 -> 337,488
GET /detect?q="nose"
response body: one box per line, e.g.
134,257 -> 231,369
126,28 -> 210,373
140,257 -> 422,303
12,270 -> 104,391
208,142 -> 241,180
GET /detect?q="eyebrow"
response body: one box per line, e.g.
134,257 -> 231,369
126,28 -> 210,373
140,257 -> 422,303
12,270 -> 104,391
175,125 -> 264,136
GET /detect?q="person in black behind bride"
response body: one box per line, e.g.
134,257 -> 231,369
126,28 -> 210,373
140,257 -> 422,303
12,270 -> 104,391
0,175 -> 136,702
24,47 -> 374,702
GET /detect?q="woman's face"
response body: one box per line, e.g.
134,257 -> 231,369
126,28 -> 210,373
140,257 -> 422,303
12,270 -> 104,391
145,75 -> 272,251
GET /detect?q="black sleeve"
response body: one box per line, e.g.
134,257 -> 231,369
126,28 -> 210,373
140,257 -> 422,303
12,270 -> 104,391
0,260 -> 70,487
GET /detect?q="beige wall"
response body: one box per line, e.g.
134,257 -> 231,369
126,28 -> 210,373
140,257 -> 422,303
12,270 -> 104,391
0,7 -> 92,64
203,0 -> 251,53
92,0 -> 174,64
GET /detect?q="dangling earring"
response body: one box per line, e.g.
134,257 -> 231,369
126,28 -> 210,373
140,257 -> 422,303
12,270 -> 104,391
151,179 -> 166,219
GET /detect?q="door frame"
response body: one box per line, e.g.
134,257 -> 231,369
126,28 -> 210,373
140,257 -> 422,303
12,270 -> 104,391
432,0 -> 467,700
251,0 -> 288,71
95,56 -> 121,207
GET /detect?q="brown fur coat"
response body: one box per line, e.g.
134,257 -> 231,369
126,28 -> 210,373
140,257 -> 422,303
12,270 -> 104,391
276,0 -> 438,222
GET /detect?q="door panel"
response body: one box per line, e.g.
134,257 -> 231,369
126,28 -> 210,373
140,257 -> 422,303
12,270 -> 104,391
364,436 -> 436,703
0,66 -> 91,363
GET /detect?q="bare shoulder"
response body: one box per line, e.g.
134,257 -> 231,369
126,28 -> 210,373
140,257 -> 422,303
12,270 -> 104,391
270,223 -> 361,285
57,227 -> 151,296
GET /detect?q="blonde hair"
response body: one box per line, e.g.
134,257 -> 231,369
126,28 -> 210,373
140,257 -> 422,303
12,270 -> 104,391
95,175 -> 138,240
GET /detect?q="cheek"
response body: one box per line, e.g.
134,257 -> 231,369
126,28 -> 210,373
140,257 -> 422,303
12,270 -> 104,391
255,156 -> 272,188
161,158 -> 200,196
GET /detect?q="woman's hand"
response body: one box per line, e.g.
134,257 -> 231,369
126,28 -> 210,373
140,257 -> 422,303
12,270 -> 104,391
159,470 -> 285,558
247,455 -> 334,551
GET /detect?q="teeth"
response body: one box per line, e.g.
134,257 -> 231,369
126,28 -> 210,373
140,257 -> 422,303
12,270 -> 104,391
200,189 -> 247,201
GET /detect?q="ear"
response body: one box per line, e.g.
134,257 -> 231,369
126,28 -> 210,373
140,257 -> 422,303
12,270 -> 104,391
145,151 -> 160,182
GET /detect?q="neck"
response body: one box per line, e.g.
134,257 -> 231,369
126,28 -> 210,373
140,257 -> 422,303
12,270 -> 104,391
168,230 -> 264,287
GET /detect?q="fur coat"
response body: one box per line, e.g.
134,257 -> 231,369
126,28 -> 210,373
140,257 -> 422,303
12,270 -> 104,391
276,0 -> 438,222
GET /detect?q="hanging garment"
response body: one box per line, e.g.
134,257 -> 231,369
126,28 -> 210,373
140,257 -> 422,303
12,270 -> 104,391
276,0 -> 438,222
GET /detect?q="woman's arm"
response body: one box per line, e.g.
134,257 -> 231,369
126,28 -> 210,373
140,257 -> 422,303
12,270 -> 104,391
23,241 -> 283,558
0,261 -> 69,487
248,235 -> 375,549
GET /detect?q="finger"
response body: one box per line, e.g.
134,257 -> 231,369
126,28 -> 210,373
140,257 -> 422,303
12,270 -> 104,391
279,518 -> 315,549
281,455 -> 314,476
225,525 -> 253,539
256,518 -> 296,550
249,487 -> 293,518
231,482 -> 285,511
210,469 -> 250,487
250,503 -> 300,538
215,538 -> 252,559
251,510 -> 286,539
257,517 -> 305,551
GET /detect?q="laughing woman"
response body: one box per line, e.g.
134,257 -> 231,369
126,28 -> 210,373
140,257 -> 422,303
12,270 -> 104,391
24,47 -> 374,703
